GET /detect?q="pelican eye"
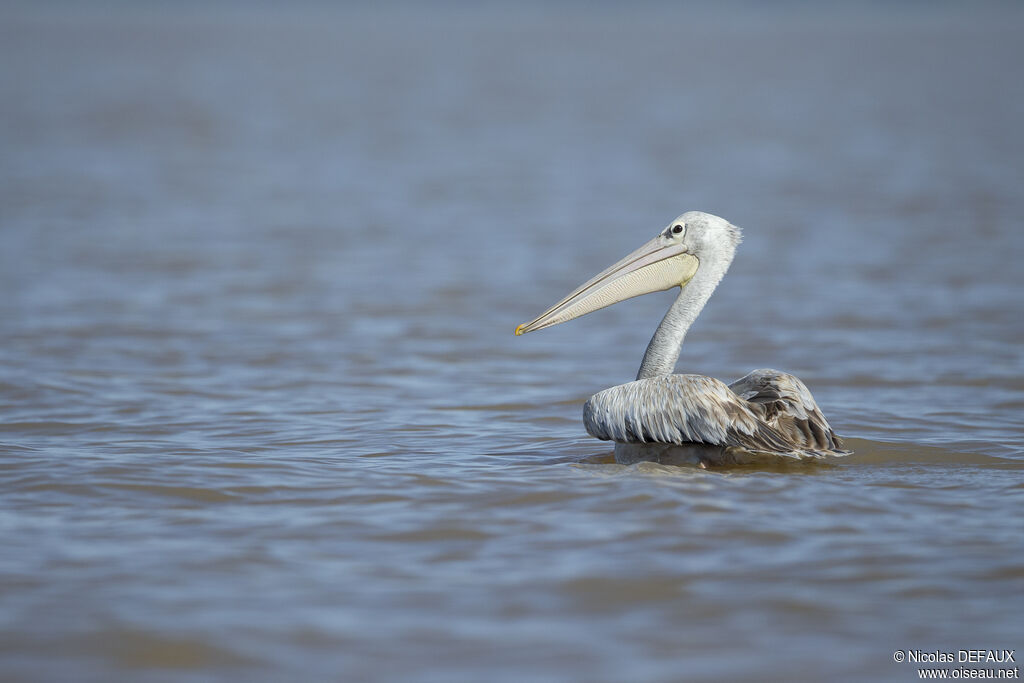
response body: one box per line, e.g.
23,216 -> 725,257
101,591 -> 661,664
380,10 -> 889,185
672,225 -> 683,234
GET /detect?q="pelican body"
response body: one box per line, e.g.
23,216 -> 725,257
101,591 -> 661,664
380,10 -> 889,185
516,211 -> 846,466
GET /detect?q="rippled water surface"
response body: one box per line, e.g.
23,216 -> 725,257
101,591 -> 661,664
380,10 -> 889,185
2,4 -> 1023,682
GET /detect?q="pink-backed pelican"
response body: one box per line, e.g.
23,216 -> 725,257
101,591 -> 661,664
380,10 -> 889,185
515,211 -> 846,466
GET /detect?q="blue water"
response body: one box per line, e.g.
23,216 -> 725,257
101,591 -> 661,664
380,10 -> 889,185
1,4 -> 1023,682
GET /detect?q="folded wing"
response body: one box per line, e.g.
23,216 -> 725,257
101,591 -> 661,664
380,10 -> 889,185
583,370 -> 844,455
728,368 -> 844,452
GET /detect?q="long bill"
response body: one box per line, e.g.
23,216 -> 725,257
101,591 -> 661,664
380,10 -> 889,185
515,236 -> 699,335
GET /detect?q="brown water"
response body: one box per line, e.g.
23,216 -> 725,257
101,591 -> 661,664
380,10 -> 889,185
2,4 -> 1023,682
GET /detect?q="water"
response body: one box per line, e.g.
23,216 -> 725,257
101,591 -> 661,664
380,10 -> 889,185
2,4 -> 1023,682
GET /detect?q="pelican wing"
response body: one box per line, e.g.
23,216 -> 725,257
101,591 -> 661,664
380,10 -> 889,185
583,371 -> 843,455
727,369 -> 844,452
583,374 -> 796,453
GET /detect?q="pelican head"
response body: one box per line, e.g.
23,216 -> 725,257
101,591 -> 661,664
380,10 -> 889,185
515,211 -> 741,335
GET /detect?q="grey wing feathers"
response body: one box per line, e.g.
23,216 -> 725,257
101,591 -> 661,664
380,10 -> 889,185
584,374 -> 801,454
583,370 -> 844,455
728,369 -> 844,452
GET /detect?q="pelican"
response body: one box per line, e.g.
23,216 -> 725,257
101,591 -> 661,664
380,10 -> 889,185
515,211 -> 846,466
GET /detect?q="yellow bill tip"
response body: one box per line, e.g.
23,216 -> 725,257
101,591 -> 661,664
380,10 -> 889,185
514,324 -> 525,336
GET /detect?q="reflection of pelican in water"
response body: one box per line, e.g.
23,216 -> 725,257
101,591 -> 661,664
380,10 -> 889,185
516,211 -> 846,466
